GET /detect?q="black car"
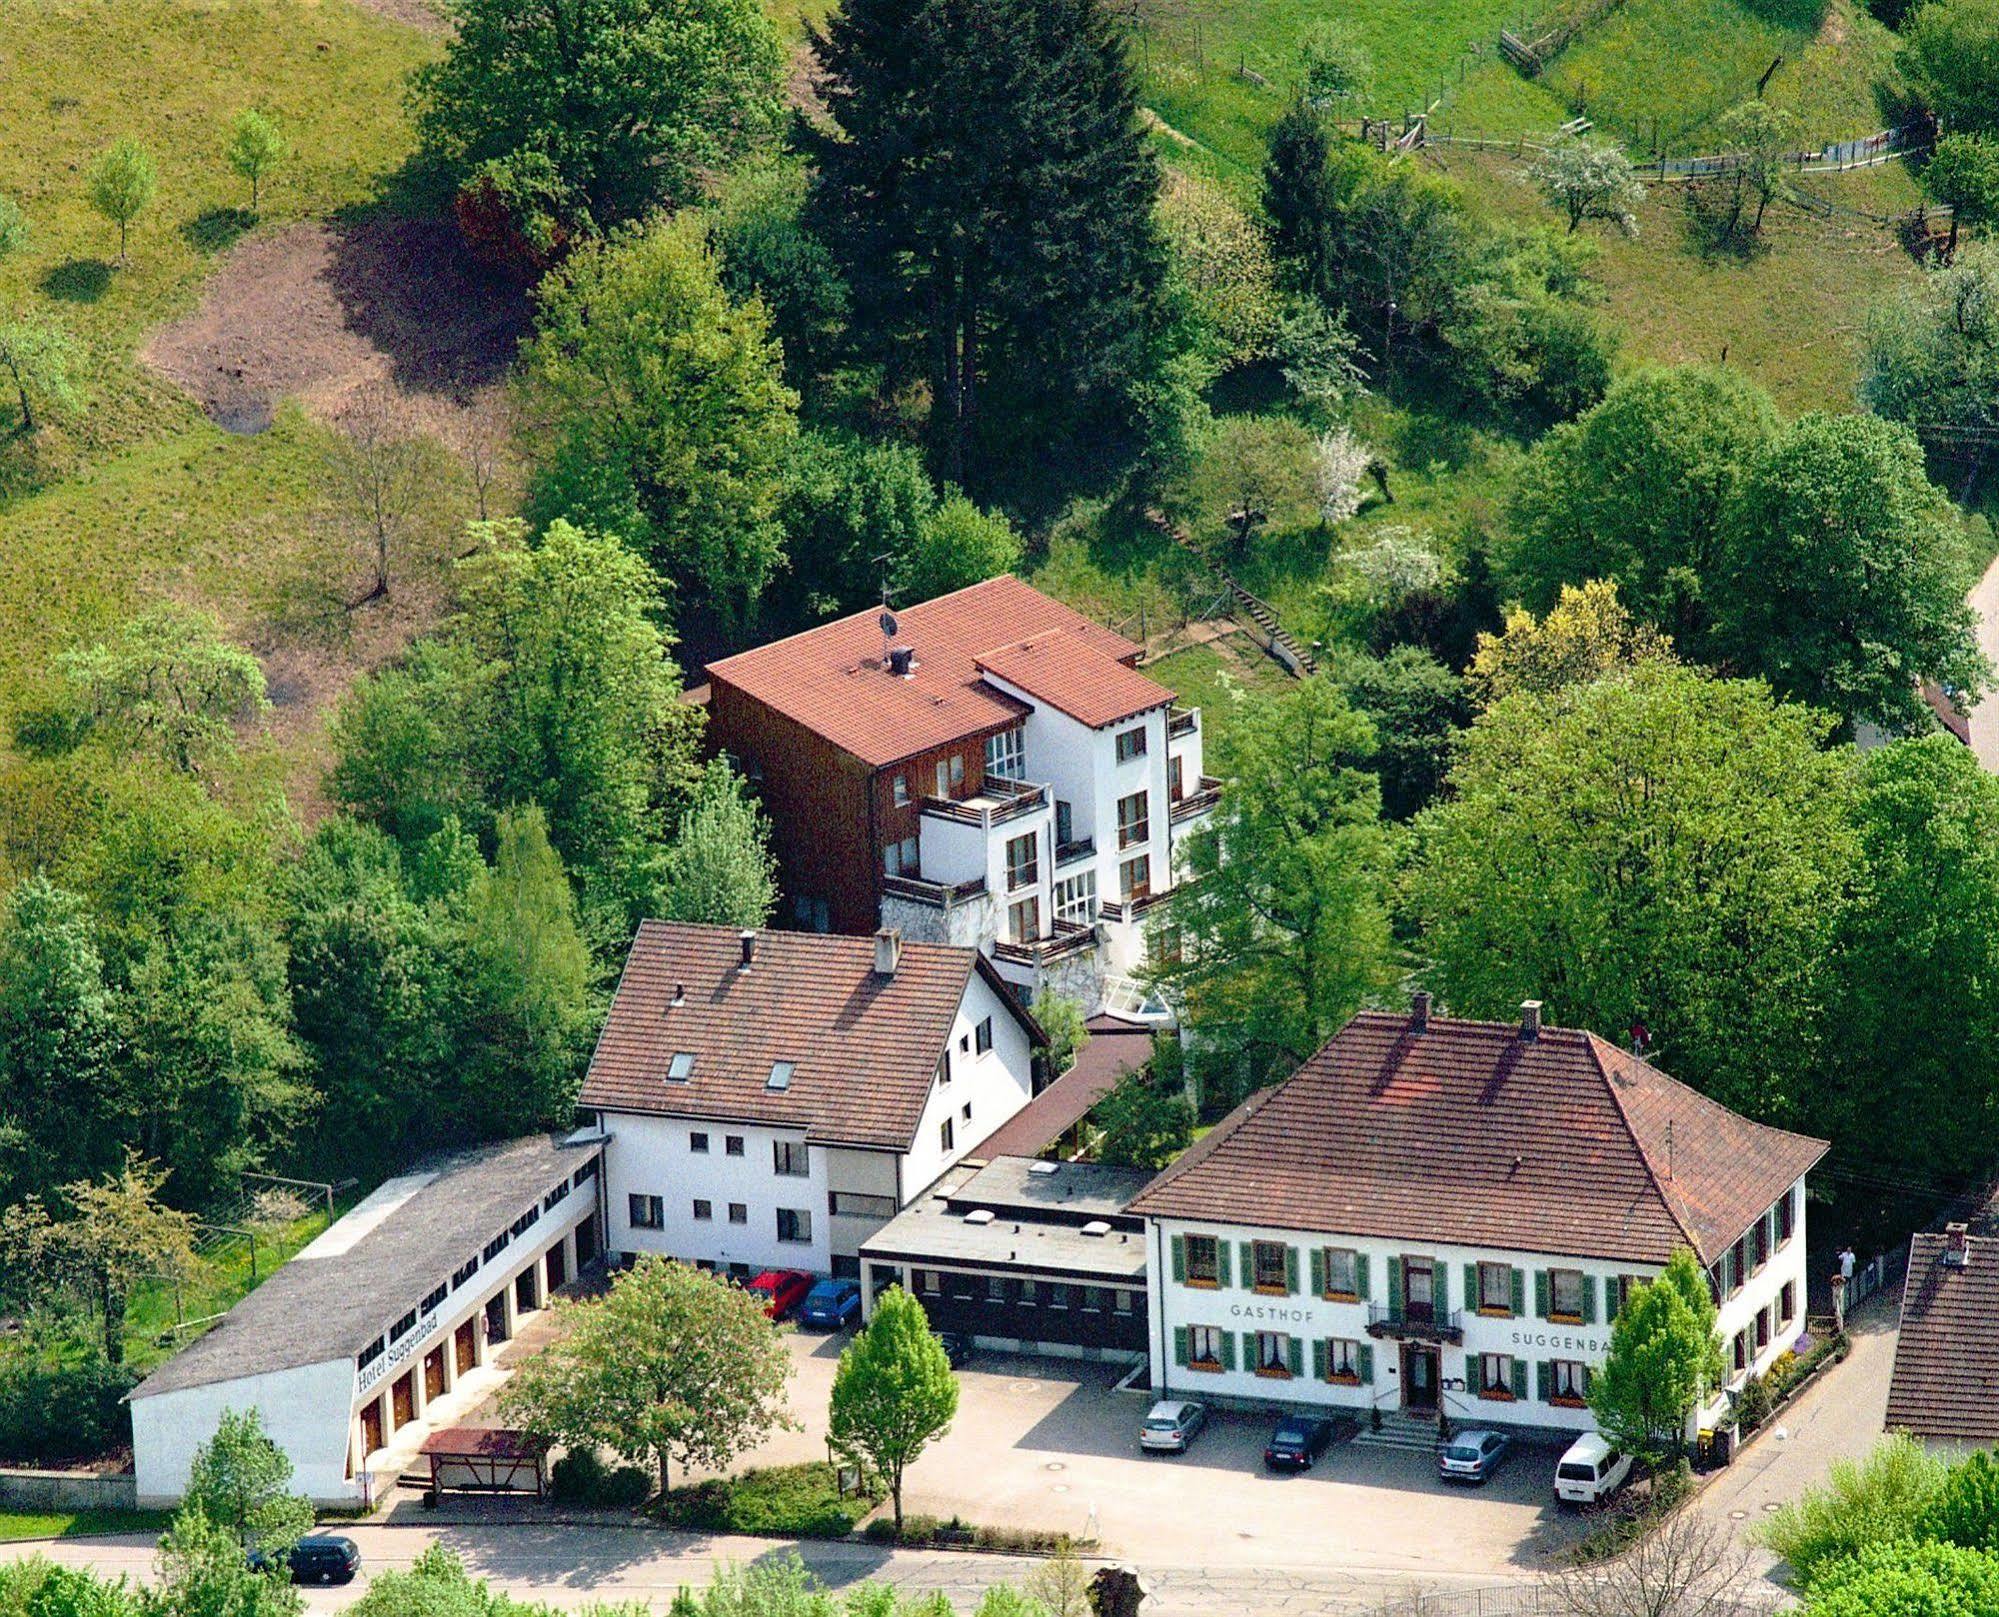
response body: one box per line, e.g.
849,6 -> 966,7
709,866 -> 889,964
251,1536 -> 361,1585
1263,1415 -> 1336,1471
938,1331 -> 973,1368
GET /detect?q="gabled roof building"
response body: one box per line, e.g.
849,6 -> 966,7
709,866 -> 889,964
1888,1216 -> 1999,1453
1133,997 -> 1827,1435
704,576 -> 1219,1018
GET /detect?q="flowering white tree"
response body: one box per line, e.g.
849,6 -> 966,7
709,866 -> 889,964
1529,135 -> 1644,237
1314,426 -> 1373,525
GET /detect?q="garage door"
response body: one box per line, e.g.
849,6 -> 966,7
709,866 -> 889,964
391,1371 -> 414,1430
423,1346 -> 446,1403
455,1319 -> 477,1376
359,1398 -> 384,1458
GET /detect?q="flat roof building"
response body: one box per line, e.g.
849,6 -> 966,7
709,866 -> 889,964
131,1133 -> 607,1506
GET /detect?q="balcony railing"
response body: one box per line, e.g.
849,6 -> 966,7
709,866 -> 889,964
922,776 -> 1049,830
881,873 -> 988,910
1099,890 -> 1171,924
1169,776 -> 1223,824
1364,1302 -> 1465,1344
1168,706 -> 1200,741
989,918 -> 1099,968
1054,836 -> 1095,867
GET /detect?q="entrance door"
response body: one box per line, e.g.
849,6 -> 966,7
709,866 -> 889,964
1402,1343 -> 1439,1413
485,1292 -> 509,1344
575,1211 -> 599,1267
546,1240 -> 567,1292
423,1345 -> 446,1403
515,1267 -> 538,1314
359,1397 -> 384,1457
1404,1258 -> 1435,1324
454,1319 -> 477,1377
391,1371 -> 415,1430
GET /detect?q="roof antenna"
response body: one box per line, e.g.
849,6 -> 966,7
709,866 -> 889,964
1666,1119 -> 1675,1182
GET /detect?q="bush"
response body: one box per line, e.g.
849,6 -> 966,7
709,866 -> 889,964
1759,1433 -> 1948,1585
659,1463 -> 871,1539
1921,1449 -> 1999,1553
862,1513 -> 1077,1552
0,1359 -> 136,1464
1735,1373 -> 1773,1432
549,1446 -> 653,1509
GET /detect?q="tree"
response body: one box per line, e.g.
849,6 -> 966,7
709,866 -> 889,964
1904,0 -> 1999,137
1923,1448 -> 1999,1552
87,139 -> 156,264
55,607 -> 269,774
324,383 -> 445,604
225,110 -> 287,212
1033,991 -> 1089,1075
413,0 -> 785,229
0,194 -> 26,262
1806,1541 -> 1999,1615
0,315 -> 81,433
1330,645 -> 1468,819
828,1286 -> 959,1528
519,215 -> 797,622
656,762 -> 777,929
1713,412 -> 1988,734
1148,679 -> 1395,1105
1503,364 -> 1779,640
772,431 -> 934,624
1175,414 -> 1318,559
1298,21 -> 1372,112
1159,168 -> 1281,367
502,1255 -> 795,1495
896,497 -> 1022,606
1923,134 -> 1999,260
1586,1249 -> 1722,1469
1089,1063 -> 1192,1168
711,159 -> 851,405
1861,245 -> 1999,472
809,0 -> 1185,508
1467,579 -> 1674,706
1530,135 -> 1644,236
1712,100 -> 1793,238
183,1409 -> 314,1556
1760,1434 -> 1949,1585
153,1503 -> 304,1617
1549,1509 -> 1753,1617
1404,661 -> 1856,1125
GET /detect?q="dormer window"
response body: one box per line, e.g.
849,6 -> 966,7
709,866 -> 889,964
767,1061 -> 795,1091
667,1052 -> 694,1081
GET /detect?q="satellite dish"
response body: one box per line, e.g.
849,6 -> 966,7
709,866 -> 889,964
879,612 -> 899,638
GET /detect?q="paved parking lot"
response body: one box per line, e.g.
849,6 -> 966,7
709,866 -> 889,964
707,1330 -> 1590,1576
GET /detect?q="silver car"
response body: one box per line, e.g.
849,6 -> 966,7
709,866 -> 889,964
1140,1398 -> 1208,1453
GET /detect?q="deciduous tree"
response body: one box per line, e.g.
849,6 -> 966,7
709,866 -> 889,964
1089,1063 -> 1193,1169
1467,579 -> 1673,706
1923,133 -> 1999,259
55,607 -> 269,774
225,110 -> 287,212
1530,134 -> 1645,236
828,1286 -> 959,1528
183,1408 -> 314,1556
503,1255 -> 795,1495
0,315 -> 80,434
1586,1249 -> 1722,1469
895,497 -> 1022,606
87,139 -> 156,264
656,762 -> 777,930
1903,0 -> 1999,137
1861,244 -> 1999,475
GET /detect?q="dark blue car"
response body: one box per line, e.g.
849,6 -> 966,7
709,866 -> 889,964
798,1278 -> 862,1329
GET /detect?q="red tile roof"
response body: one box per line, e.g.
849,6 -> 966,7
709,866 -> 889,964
1888,1231 -> 1999,1444
580,922 -> 1042,1151
703,576 -> 1169,768
976,631 -> 1174,730
971,1017 -> 1153,1161
1129,1010 -> 1827,1266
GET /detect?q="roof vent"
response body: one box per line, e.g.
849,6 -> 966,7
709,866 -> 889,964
1519,999 -> 1543,1041
888,646 -> 916,678
963,1208 -> 995,1225
1080,1219 -> 1113,1237
739,929 -> 756,971
1410,989 -> 1432,1032
873,927 -> 902,978
1946,1222 -> 1972,1267
1028,1161 -> 1059,1176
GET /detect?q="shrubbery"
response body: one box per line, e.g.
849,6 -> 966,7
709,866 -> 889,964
0,1358 -> 135,1464
657,1463 -> 873,1539
550,1446 -> 653,1510
1760,1433 -> 1948,1585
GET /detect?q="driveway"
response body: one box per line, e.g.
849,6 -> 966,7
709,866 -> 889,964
1967,554 -> 1999,769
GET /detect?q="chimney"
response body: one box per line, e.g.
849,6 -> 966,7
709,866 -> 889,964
669,983 -> 686,1011
873,927 -> 902,978
1946,1222 -> 1971,1267
888,646 -> 915,678
1410,990 -> 1432,1032
1519,1000 -> 1542,1041
738,929 -> 756,971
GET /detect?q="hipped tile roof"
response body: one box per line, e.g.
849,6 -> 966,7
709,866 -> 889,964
579,921 -> 1042,1151
1130,1010 -> 1827,1267
1888,1231 -> 1999,1444
703,576 -> 1172,767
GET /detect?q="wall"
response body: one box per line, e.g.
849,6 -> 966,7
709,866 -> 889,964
1703,1179 -> 1812,1426
868,1259 -> 1148,1358
0,1469 -> 138,1512
133,1359 -> 358,1506
605,1114 -> 835,1273
901,967 -> 1039,1195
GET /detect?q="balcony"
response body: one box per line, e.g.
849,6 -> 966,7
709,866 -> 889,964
881,873 -> 988,910
922,776 -> 1049,830
1054,836 -> 1095,868
1168,706 -> 1200,741
1169,775 -> 1222,825
990,918 -> 1099,969
1364,1303 -> 1465,1344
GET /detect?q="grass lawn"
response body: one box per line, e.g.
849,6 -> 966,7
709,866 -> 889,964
0,1509 -> 173,1544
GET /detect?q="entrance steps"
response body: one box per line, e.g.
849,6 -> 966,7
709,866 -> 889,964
1351,1410 -> 1443,1454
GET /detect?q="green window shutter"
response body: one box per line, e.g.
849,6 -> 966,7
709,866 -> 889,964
1436,1262 -> 1449,1314
1387,1259 -> 1404,1318
1310,1248 -> 1326,1297
1464,1352 -> 1478,1391
1511,1267 -> 1526,1317
1511,1358 -> 1528,1400
1286,1245 -> 1300,1295
1288,1336 -> 1304,1377
1220,1331 -> 1237,1372
1534,1269 -> 1551,1319
1584,1364 -> 1595,1396
1239,1243 -> 1254,1289
1355,1253 -> 1371,1301
1580,1276 -> 1597,1325
1537,1360 -> 1552,1402
1357,1343 -> 1374,1383
1171,1236 -> 1186,1284
1313,1338 -> 1328,1380
1464,1264 -> 1478,1311
1173,1326 -> 1190,1368
1219,1241 -> 1233,1288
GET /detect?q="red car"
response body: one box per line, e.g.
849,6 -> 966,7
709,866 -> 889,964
746,1269 -> 813,1320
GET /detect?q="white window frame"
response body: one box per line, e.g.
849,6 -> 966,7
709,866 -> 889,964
1053,869 -> 1098,925
985,728 -> 1024,780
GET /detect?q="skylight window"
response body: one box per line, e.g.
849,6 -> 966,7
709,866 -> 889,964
667,1052 -> 695,1081
767,1061 -> 795,1091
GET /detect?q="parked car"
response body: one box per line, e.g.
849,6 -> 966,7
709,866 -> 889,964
1139,1399 -> 1208,1453
1438,1429 -> 1511,1484
1555,1432 -> 1633,1505
938,1330 -> 973,1368
249,1536 -> 360,1585
746,1269 -> 814,1320
1263,1415 -> 1336,1471
797,1278 -> 863,1329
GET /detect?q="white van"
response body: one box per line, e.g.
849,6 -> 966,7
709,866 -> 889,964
1555,1432 -> 1633,1505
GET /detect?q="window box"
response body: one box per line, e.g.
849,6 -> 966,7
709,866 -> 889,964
1548,1313 -> 1582,1326
1324,1290 -> 1359,1304
1188,1358 -> 1222,1374
1477,1307 -> 1514,1319
1326,1371 -> 1361,1387
1550,1395 -> 1588,1410
1478,1387 -> 1518,1402
1184,1277 -> 1219,1290
1255,1365 -> 1294,1380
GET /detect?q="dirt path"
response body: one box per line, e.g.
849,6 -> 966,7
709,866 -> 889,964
1967,552 -> 1999,772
